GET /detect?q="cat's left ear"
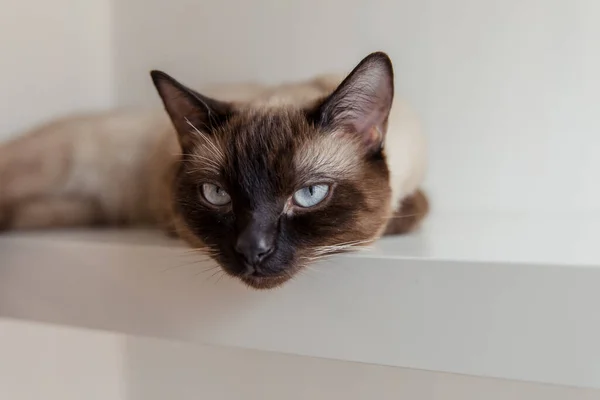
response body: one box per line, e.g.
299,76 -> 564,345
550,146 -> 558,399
150,70 -> 232,150
310,52 -> 394,153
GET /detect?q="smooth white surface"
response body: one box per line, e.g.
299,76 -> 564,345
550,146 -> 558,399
0,0 -> 112,138
113,0 -> 600,214
3,319 -> 598,400
2,213 -> 600,389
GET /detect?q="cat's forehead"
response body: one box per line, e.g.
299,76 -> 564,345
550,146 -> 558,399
227,109 -> 362,179
223,109 -> 310,147
188,109 -> 363,192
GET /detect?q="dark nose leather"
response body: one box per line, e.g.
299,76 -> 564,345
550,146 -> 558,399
235,216 -> 276,270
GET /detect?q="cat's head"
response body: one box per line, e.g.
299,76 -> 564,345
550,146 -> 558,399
151,52 -> 395,289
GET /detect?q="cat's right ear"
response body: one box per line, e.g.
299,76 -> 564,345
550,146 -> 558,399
307,52 -> 395,155
150,70 -> 232,150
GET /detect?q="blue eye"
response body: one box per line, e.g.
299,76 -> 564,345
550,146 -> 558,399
201,183 -> 231,206
293,184 -> 330,208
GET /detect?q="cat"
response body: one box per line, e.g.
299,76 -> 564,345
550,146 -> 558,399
0,52 -> 428,289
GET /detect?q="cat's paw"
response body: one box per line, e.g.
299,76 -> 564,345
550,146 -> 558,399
161,225 -> 180,239
164,230 -> 179,239
383,189 -> 429,236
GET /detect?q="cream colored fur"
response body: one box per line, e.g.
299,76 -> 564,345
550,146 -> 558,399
0,74 -> 425,229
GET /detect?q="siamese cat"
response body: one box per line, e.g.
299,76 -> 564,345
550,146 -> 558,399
0,52 -> 428,289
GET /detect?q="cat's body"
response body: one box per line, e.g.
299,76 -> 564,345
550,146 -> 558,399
0,53 -> 428,288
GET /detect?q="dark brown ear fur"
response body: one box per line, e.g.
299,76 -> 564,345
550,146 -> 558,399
307,52 -> 394,154
150,70 -> 233,151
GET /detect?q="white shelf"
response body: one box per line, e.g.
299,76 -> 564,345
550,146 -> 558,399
1,212 -> 599,390
2,318 -> 597,400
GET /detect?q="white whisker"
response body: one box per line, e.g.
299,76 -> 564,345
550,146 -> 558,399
387,212 -> 424,220
185,118 -> 225,161
311,239 -> 373,256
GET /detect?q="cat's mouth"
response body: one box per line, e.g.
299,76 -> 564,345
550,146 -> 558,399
213,250 -> 300,289
234,261 -> 301,290
239,273 -> 293,290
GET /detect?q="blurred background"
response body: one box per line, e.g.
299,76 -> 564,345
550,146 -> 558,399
1,0 -> 599,215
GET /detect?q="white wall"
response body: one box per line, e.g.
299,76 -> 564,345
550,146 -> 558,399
113,0 -> 600,214
0,0 -> 112,139
1,0 -> 598,213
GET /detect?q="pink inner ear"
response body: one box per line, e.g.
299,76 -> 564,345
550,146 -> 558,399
352,107 -> 385,135
348,105 -> 387,151
365,125 -> 382,146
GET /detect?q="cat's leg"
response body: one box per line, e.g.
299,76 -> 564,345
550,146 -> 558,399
0,129 -> 103,230
5,197 -> 104,230
383,189 -> 429,235
0,130 -> 72,206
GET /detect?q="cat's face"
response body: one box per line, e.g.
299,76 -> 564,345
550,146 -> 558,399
152,52 -> 395,289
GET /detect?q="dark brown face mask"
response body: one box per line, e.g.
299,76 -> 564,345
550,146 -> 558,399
151,52 -> 395,289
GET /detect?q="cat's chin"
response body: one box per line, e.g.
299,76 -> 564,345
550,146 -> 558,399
240,273 -> 294,290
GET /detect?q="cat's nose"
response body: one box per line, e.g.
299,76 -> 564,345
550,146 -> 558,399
234,219 -> 276,269
235,235 -> 274,267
